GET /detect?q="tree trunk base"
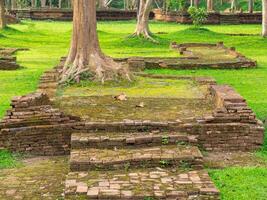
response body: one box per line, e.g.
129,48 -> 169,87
130,31 -> 158,43
60,54 -> 131,84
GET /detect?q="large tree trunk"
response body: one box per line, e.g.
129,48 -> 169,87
133,0 -> 154,41
61,0 -> 131,83
207,0 -> 213,11
263,0 -> 267,37
248,0 -> 253,13
0,0 -> 6,29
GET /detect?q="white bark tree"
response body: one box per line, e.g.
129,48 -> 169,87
60,0 -> 131,83
248,0 -> 253,13
207,0 -> 213,12
263,0 -> 267,37
132,0 -> 155,41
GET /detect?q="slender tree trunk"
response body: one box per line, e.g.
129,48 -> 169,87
194,0 -> 199,8
11,0 -> 16,10
248,0 -> 253,13
58,0 -> 62,8
207,0 -> 213,11
41,0 -> 46,8
31,0 -> 36,8
231,0 -> 237,12
133,0 -> 154,41
61,0 -> 131,83
263,0 -> 267,37
0,0 -> 6,29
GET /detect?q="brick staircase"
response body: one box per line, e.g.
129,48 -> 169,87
64,130 -> 219,199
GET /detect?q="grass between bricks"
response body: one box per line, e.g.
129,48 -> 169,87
0,20 -> 266,199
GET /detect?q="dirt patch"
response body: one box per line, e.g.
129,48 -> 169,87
0,156 -> 68,200
204,152 -> 267,169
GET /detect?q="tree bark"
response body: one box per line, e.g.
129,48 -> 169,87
194,0 -> 199,8
207,0 -> 213,11
41,0 -> 46,8
61,0 -> 131,83
58,0 -> 62,8
31,0 -> 36,8
0,0 -> 6,29
133,0 -> 154,41
248,0 -> 253,13
263,0 -> 267,37
231,0 -> 237,12
11,0 -> 16,10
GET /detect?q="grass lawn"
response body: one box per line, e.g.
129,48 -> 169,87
0,20 -> 266,199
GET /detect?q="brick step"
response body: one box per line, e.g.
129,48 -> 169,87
71,131 -> 198,149
70,145 -> 203,171
64,169 -> 219,199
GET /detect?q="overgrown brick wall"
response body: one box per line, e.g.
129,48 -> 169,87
0,93 -> 80,155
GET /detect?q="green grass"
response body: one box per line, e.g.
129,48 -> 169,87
0,20 -> 266,199
209,167 -> 267,200
0,150 -> 21,169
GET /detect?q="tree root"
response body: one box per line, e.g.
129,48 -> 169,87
60,54 -> 132,84
129,31 -> 159,44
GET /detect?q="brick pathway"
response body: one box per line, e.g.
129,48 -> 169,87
65,131 -> 219,199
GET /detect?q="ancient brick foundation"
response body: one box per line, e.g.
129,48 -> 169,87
154,9 -> 262,25
0,93 -> 79,155
0,65 -> 264,155
9,9 -> 154,21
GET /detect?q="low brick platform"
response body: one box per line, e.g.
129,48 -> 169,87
0,48 -> 27,70
115,42 -> 256,71
154,9 -> 262,24
70,145 -> 203,171
65,169 -> 219,199
71,131 -> 198,149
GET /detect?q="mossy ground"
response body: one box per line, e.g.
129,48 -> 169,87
55,77 -> 212,122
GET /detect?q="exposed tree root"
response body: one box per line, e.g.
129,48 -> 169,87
60,53 -> 132,84
129,31 -> 158,43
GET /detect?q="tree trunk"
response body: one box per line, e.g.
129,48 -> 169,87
133,0 -> 154,41
61,0 -> 131,83
41,0 -> 46,8
231,0 -> 237,12
263,0 -> 267,37
248,0 -> 253,13
58,0 -> 62,8
207,0 -> 213,11
0,0 -> 6,29
31,0 -> 36,8
194,0 -> 199,8
98,0 -> 108,9
11,0 -> 16,10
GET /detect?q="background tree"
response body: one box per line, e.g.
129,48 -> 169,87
263,0 -> 267,36
248,0 -> 254,13
132,0 -> 154,41
60,0 -> 131,83
0,0 -> 6,29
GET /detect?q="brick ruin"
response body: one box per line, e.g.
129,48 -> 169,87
115,42 -> 257,71
0,48 -> 27,70
0,65 -> 264,155
9,9 -> 154,21
154,9 -> 262,25
0,55 -> 264,199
